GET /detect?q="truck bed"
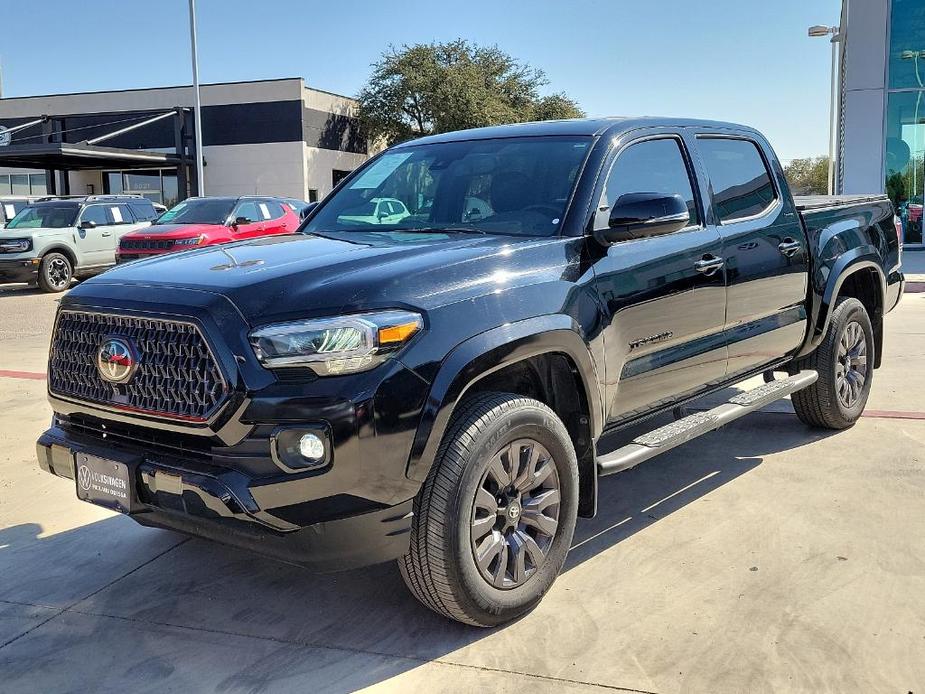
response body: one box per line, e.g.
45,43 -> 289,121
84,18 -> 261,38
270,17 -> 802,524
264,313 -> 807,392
794,194 -> 890,211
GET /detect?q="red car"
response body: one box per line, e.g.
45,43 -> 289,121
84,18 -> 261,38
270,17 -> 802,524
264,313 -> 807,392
116,196 -> 304,262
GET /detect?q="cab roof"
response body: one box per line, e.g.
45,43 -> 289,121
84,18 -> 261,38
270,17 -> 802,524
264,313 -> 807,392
394,116 -> 761,147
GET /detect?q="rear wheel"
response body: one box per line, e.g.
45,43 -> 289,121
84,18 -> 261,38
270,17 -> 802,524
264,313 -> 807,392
792,297 -> 874,429
399,392 -> 578,627
37,252 -> 72,293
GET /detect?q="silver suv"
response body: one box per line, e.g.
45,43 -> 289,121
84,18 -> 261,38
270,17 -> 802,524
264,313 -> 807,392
0,195 -> 159,292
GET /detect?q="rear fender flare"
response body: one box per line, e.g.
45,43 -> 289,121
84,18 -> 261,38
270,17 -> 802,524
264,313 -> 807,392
798,248 -> 885,357
405,314 -> 603,482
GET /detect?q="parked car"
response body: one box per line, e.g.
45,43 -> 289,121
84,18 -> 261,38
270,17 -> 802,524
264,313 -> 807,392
0,196 -> 41,227
0,195 -> 159,292
283,198 -> 317,221
115,196 -> 304,263
36,118 -> 903,626
336,196 -> 410,225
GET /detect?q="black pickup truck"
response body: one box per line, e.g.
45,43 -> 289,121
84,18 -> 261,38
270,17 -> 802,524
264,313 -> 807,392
37,118 -> 903,626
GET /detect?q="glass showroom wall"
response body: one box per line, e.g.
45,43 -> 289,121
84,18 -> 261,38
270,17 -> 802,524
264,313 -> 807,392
886,0 -> 925,245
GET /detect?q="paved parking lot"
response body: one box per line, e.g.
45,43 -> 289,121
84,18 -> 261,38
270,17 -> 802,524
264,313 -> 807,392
1,279 -> 924,693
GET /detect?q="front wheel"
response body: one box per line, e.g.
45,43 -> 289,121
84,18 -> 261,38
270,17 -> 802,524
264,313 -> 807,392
399,392 -> 579,627
37,252 -> 73,293
792,297 -> 874,429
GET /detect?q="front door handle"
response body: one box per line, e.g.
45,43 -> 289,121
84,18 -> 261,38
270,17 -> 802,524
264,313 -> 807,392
694,254 -> 724,275
778,238 -> 802,257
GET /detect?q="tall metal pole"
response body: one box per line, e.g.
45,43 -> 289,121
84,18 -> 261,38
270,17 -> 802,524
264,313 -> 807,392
188,0 -> 205,195
828,34 -> 839,195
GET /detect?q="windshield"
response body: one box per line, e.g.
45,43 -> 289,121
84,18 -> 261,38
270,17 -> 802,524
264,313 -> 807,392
156,198 -> 236,225
304,136 -> 592,237
6,204 -> 78,229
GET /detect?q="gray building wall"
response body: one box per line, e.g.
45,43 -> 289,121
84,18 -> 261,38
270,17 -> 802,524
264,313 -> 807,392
838,0 -> 891,195
0,78 -> 368,201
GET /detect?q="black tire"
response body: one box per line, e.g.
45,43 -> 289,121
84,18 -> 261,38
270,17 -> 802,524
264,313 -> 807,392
792,297 -> 874,429
37,252 -> 73,293
399,392 -> 579,627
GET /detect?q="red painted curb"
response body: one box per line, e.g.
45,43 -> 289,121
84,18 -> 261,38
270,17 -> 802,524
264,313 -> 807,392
0,369 -> 46,381
863,409 -> 925,420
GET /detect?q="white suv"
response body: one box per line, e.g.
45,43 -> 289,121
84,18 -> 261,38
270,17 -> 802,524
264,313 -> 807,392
0,195 -> 159,292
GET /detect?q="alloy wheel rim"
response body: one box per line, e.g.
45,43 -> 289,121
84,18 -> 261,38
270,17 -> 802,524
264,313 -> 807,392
47,258 -> 70,290
835,320 -> 867,409
470,438 -> 560,590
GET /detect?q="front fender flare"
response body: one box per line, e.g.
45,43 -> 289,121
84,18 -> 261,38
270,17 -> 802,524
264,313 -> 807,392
405,314 -> 603,482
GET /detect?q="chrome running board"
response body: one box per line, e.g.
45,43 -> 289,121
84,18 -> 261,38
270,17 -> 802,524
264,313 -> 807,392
597,370 -> 818,477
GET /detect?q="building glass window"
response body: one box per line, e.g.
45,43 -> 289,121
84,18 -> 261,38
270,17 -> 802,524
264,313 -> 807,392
10,174 -> 29,195
0,175 -> 10,194
889,0 -> 925,90
29,174 -> 47,196
886,92 -> 925,244
106,172 -> 124,194
102,168 -> 180,207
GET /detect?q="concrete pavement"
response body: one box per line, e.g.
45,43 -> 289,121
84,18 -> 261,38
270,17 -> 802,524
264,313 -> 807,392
1,287 -> 924,693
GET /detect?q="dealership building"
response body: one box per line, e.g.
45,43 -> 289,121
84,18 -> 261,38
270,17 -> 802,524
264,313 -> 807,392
838,0 -> 925,245
0,77 -> 369,207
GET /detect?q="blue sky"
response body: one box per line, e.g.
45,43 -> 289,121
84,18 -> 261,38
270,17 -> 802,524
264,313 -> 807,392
1,0 -> 840,162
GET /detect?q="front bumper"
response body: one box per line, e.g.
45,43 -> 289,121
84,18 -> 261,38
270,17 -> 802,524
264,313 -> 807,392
37,423 -> 415,571
0,257 -> 39,283
37,286 -> 433,571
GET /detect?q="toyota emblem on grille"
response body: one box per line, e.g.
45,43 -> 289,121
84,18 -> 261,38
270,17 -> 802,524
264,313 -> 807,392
96,337 -> 138,384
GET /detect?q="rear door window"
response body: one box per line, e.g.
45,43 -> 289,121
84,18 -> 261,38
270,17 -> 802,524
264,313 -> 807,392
127,200 -> 158,221
262,200 -> 287,219
109,205 -> 135,224
697,137 -> 778,223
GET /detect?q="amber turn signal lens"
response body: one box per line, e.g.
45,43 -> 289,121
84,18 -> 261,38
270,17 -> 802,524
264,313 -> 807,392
378,321 -> 420,344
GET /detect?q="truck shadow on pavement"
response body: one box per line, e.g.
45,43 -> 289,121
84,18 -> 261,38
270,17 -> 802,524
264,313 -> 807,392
0,413 -> 836,691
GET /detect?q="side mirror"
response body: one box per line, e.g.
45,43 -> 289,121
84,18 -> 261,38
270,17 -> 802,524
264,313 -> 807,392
301,202 -> 318,220
79,220 -> 97,230
596,192 -> 690,245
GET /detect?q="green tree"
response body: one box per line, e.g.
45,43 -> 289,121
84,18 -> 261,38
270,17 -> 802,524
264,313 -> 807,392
357,40 -> 584,145
783,156 -> 830,195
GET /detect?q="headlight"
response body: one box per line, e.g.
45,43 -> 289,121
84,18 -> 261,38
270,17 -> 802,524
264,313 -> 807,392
249,310 -> 423,375
174,235 -> 204,246
0,238 -> 31,253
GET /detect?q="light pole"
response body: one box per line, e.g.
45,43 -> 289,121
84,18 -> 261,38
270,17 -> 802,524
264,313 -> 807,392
809,24 -> 841,195
188,0 -> 205,195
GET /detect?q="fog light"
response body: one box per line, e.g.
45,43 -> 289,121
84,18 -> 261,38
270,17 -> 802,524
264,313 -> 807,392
271,425 -> 332,472
299,433 -> 325,461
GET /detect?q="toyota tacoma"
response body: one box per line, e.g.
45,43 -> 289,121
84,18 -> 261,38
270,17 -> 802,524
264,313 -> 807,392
37,118 -> 904,626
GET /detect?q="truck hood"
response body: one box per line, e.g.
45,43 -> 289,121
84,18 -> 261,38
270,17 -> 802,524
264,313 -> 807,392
0,225 -> 70,239
79,231 -> 573,324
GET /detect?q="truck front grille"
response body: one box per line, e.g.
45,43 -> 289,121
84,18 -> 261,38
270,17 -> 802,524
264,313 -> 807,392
120,239 -> 176,251
49,311 -> 228,422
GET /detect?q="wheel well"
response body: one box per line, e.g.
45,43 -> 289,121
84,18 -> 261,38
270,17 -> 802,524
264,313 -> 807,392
836,267 -> 883,368
42,246 -> 77,270
467,353 -> 596,517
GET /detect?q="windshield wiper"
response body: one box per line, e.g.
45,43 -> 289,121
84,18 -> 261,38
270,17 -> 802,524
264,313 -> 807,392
401,227 -> 488,235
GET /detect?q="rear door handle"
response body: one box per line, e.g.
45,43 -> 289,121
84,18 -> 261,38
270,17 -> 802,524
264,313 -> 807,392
778,238 -> 802,257
101,231 -> 112,237
694,254 -> 724,275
